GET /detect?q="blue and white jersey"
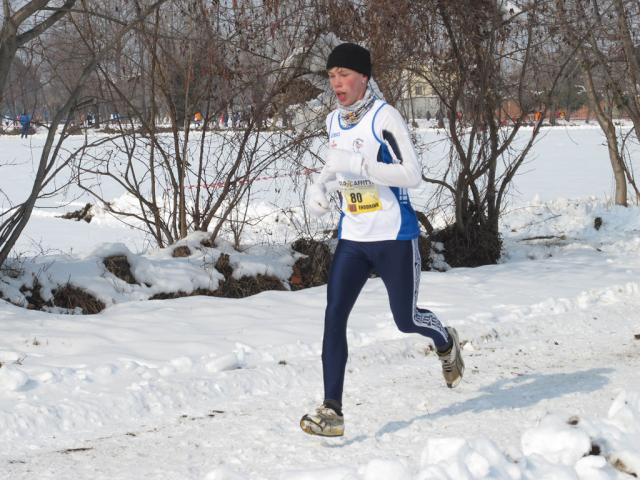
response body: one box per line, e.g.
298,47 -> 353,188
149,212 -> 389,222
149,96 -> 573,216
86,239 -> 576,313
325,99 -> 421,242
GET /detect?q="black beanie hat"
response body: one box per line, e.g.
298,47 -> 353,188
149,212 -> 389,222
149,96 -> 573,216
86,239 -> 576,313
326,43 -> 372,78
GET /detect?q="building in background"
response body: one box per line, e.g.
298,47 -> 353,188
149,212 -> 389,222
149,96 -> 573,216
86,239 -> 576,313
397,70 -> 441,124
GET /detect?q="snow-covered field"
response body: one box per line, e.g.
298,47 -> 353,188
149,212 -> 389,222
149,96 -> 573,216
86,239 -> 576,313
1,125 -> 640,479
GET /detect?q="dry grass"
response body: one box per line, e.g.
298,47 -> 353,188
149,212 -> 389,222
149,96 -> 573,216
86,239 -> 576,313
52,283 -> 105,314
103,255 -> 137,284
214,253 -> 285,298
289,239 -> 332,290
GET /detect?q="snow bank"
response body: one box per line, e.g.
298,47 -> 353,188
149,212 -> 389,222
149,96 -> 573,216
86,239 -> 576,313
223,391 -> 639,480
0,232 -> 302,313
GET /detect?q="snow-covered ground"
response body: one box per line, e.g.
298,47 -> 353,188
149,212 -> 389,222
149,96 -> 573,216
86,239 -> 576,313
1,126 -> 640,479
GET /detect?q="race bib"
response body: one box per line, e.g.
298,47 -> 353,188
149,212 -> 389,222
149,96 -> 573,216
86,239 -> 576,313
340,180 -> 382,214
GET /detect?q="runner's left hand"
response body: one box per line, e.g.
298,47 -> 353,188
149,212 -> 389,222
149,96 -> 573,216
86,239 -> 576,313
324,148 -> 363,176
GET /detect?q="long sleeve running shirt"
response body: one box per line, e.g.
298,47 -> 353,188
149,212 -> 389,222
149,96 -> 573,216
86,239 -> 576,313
322,99 -> 422,241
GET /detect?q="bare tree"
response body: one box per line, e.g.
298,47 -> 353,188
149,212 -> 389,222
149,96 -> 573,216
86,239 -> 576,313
0,0 -> 76,105
405,0 -> 568,266
73,0 -> 325,248
0,0 -> 167,268
555,0 -> 629,205
556,0 -> 640,205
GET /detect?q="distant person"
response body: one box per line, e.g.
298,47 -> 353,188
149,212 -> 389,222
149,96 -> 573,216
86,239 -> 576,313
194,111 -> 203,127
300,43 -> 464,437
19,112 -> 31,138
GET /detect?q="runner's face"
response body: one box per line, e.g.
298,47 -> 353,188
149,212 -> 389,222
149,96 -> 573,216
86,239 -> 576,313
328,67 -> 368,106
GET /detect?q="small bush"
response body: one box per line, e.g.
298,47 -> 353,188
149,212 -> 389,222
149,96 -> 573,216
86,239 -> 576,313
52,283 -> 105,314
432,222 -> 502,267
172,246 -> 192,257
103,255 -> 137,284
214,253 -> 285,298
20,278 -> 51,310
149,288 -> 218,300
59,203 -> 93,223
594,217 -> 603,230
289,239 -> 332,290
200,237 -> 215,248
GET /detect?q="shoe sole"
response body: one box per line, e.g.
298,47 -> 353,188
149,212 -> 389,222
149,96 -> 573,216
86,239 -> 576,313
300,416 -> 344,437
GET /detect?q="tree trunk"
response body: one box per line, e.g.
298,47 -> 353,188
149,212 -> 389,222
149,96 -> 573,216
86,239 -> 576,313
583,67 -> 627,206
0,34 -> 18,105
601,115 -> 627,206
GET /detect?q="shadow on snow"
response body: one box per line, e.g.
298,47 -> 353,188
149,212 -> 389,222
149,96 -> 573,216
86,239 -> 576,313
375,367 -> 613,438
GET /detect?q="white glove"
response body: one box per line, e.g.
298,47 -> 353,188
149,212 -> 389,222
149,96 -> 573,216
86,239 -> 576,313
306,183 -> 330,217
323,148 -> 363,176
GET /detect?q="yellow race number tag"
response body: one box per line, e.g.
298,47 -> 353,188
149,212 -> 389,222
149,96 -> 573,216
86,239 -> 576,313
341,180 -> 382,214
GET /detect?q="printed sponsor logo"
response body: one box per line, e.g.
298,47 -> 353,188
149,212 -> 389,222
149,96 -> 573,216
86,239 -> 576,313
339,179 -> 373,187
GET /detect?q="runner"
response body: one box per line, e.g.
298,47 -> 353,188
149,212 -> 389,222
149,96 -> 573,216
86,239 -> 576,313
301,43 -> 464,437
